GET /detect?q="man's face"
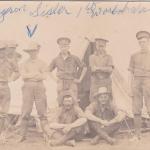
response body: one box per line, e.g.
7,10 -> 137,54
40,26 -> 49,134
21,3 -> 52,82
95,41 -> 106,53
0,50 -> 5,58
138,38 -> 149,51
63,96 -> 73,110
97,93 -> 109,105
28,50 -> 39,59
59,44 -> 70,54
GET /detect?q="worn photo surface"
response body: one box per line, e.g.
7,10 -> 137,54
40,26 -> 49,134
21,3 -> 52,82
0,1 -> 150,150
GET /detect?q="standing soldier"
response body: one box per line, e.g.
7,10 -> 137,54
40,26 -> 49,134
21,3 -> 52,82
0,42 -> 20,140
19,42 -> 50,142
5,41 -> 22,63
49,37 -> 87,106
129,31 -> 150,141
89,38 -> 114,101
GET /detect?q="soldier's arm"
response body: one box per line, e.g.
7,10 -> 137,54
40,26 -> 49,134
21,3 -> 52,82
68,106 -> 87,129
85,104 -> 108,125
96,66 -> 113,73
49,123 -> 67,129
108,110 -> 126,125
95,56 -> 114,73
20,64 -> 38,79
68,118 -> 87,129
9,62 -> 20,81
48,59 -> 58,82
33,61 -> 49,81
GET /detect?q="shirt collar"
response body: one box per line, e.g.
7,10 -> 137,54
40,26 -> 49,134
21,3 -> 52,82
94,51 -> 107,57
59,51 -> 72,59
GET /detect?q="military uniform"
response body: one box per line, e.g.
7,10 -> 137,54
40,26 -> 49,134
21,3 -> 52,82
129,31 -> 150,140
20,42 -> 50,139
49,37 -> 84,106
89,44 -> 114,101
0,43 -> 19,134
129,51 -> 150,115
5,41 -> 22,63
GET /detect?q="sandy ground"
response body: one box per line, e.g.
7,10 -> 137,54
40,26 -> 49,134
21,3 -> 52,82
0,131 -> 149,150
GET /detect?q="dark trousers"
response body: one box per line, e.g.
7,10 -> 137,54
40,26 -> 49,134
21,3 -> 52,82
89,121 -> 120,138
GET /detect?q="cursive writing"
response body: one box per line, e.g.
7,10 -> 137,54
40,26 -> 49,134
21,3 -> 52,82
0,2 -> 150,23
85,2 -> 150,18
0,5 -> 26,23
29,2 -> 71,17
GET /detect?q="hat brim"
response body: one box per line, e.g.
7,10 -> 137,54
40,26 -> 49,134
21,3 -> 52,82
94,92 -> 109,98
95,38 -> 109,43
57,38 -> 71,44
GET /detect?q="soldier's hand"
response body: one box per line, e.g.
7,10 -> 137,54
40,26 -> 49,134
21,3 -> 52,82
62,125 -> 72,134
100,120 -> 109,126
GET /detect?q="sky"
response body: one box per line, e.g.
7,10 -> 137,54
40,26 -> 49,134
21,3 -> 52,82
0,1 -> 150,115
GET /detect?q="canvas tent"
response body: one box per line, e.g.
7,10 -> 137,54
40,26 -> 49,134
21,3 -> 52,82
80,41 -> 149,119
6,41 -> 149,121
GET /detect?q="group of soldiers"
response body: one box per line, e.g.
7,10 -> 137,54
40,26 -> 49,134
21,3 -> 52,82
0,30 -> 150,146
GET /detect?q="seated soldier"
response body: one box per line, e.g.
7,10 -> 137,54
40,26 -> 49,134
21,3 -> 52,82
49,91 -> 87,147
85,87 -> 126,145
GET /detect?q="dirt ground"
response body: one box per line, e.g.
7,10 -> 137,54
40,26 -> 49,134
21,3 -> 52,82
0,131 -> 149,150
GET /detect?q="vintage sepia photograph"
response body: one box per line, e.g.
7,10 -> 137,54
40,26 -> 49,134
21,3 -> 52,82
0,1 -> 150,150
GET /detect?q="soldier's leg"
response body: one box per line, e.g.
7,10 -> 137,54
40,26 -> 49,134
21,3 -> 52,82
89,121 -> 116,145
20,83 -> 34,138
50,126 -> 83,146
143,78 -> 150,117
35,83 -> 53,138
103,123 -> 121,136
132,78 -> 143,138
0,86 -> 10,135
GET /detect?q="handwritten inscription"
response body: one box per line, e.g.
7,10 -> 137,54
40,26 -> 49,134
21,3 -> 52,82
0,5 -> 26,23
30,2 -> 71,17
0,2 -> 150,23
86,2 -> 150,18
26,24 -> 38,37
